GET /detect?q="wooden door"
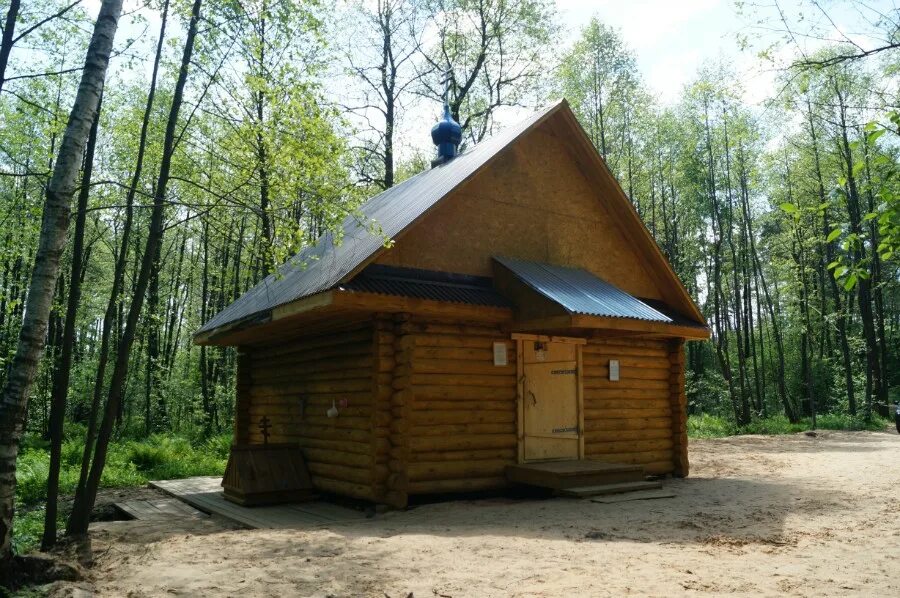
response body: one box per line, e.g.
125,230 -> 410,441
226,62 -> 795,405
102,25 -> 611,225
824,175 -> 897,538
521,340 -> 580,461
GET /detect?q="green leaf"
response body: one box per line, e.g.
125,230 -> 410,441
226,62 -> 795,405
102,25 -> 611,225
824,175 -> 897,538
826,228 -> 841,243
826,260 -> 840,270
867,129 -> 885,144
843,274 -> 857,291
779,202 -> 798,214
834,265 -> 848,278
863,211 -> 878,222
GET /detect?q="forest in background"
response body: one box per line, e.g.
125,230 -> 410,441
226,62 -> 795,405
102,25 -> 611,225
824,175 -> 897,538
0,0 -> 897,568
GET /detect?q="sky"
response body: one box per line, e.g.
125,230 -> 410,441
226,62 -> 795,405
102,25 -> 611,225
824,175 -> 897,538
73,0 -> 897,155
555,0 -> 745,105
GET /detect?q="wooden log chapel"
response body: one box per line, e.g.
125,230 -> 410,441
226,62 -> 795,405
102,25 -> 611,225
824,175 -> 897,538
196,99 -> 709,508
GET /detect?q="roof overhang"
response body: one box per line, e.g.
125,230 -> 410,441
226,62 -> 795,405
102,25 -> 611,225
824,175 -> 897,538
194,288 -> 513,346
493,257 -> 709,340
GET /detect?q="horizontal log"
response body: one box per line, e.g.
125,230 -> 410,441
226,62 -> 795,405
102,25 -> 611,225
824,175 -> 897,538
583,417 -> 672,431
410,335 -> 509,349
588,339 -> 668,350
306,461 -> 372,485
583,398 -> 670,411
414,385 -> 517,401
584,407 -> 671,420
264,426 -> 370,443
377,357 -> 397,373
407,459 -> 509,482
253,327 -> 373,358
584,438 -> 673,454
303,448 -> 374,468
257,367 -> 374,385
410,409 -> 515,425
585,450 -> 673,464
407,476 -> 507,494
293,415 -> 371,430
413,400 -> 514,412
399,322 -> 503,337
582,354 -> 671,368
584,350 -> 668,360
252,347 -> 373,371
410,373 -> 515,388
583,428 -> 672,443
409,433 -> 516,452
644,460 -> 675,475
412,346 -> 515,362
411,448 -> 517,463
250,379 -> 373,395
583,388 -> 668,400
582,378 -> 670,391
405,359 -> 516,376
410,422 -> 514,437
582,367 -> 671,381
297,437 -> 375,455
311,475 -> 375,501
248,404 -> 372,418
248,389 -> 374,401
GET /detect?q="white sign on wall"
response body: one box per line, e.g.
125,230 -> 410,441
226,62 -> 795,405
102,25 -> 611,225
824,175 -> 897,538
493,342 -> 508,366
609,359 -> 620,381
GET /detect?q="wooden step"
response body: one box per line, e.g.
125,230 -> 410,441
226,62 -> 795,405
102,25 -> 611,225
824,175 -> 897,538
559,480 -> 663,498
505,460 -> 646,490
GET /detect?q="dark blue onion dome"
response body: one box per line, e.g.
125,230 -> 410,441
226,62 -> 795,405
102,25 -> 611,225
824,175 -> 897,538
431,104 -> 462,166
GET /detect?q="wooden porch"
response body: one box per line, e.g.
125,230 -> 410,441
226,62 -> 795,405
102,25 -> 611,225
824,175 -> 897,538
504,460 -> 662,498
148,477 -> 367,529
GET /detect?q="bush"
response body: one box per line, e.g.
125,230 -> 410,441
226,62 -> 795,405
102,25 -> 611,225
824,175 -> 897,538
687,412 -> 891,438
13,432 -> 231,555
687,413 -> 736,438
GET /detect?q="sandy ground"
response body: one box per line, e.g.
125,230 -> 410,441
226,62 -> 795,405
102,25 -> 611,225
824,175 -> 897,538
72,430 -> 900,597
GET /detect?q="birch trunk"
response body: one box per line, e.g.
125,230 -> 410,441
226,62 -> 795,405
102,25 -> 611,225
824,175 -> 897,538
0,0 -> 122,571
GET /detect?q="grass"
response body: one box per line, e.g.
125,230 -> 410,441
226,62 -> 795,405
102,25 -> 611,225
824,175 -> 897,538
688,412 -> 891,438
13,432 -> 231,555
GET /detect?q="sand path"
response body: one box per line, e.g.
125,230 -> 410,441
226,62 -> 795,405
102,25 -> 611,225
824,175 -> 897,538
81,430 -> 900,597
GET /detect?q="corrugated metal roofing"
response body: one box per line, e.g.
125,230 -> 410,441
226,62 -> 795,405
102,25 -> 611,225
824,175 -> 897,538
494,256 -> 673,323
338,265 -> 510,307
198,100 -> 566,334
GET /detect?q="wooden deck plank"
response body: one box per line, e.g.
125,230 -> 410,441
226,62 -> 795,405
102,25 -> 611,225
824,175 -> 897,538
116,498 -> 207,520
149,476 -> 365,530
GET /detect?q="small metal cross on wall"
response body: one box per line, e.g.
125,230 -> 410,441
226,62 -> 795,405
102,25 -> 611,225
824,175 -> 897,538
258,416 -> 271,445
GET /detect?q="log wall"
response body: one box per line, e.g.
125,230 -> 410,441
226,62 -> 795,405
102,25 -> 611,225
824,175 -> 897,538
242,323 -> 380,501
238,317 -> 689,504
393,317 -> 517,499
581,338 -> 678,475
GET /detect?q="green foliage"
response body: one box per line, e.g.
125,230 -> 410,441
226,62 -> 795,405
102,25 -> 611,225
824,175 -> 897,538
687,413 -> 738,438
688,413 -> 890,438
13,433 -> 230,554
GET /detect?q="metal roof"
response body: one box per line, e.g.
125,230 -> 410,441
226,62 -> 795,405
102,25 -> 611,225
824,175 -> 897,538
338,265 -> 510,307
494,256 -> 673,323
198,100 -> 566,334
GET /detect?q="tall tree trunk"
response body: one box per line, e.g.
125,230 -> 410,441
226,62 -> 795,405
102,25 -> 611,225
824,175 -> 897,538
0,0 -> 19,94
806,97 -> 855,414
41,93 -> 103,550
68,0 -> 202,536
834,79 -> 882,420
722,110 -> 750,425
70,0 -> 170,521
143,232 -> 162,435
0,0 -> 122,571
862,134 -> 889,413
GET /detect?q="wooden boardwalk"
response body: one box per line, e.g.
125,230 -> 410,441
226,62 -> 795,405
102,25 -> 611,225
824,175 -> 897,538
149,476 -> 366,529
116,497 -> 208,520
